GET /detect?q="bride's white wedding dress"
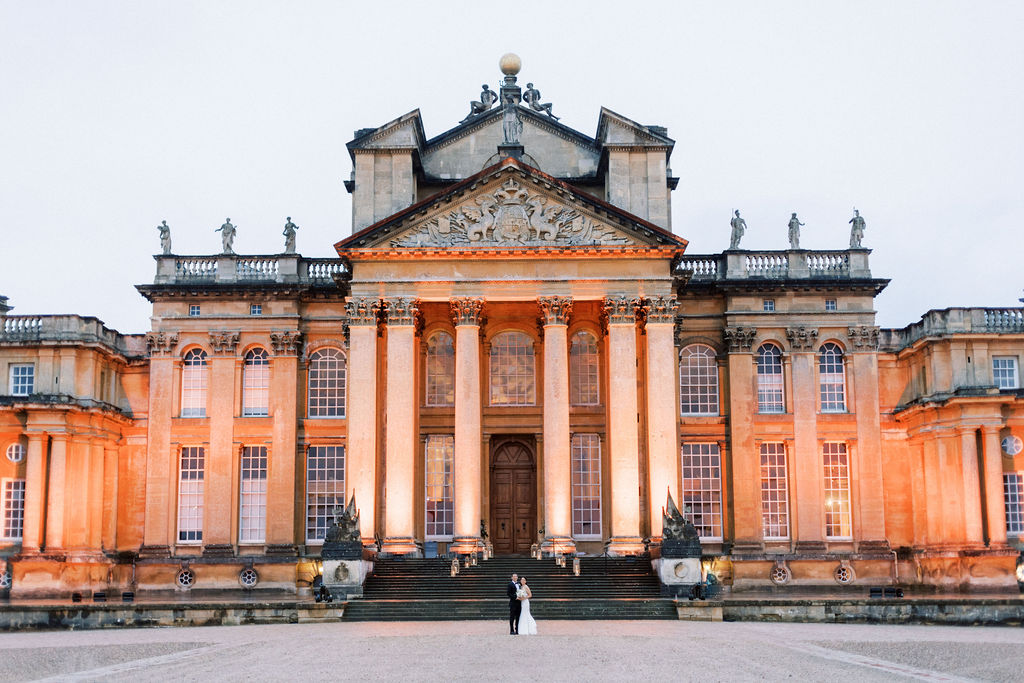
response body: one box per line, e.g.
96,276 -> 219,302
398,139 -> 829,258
517,588 -> 538,635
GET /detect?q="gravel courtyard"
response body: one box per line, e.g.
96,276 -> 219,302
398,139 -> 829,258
1,620 -> 1023,682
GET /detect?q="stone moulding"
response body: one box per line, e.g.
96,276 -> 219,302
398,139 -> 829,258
538,296 -> 573,325
723,327 -> 757,352
785,326 -> 819,351
450,297 -> 484,326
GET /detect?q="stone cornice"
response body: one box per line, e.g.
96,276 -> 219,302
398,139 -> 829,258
786,326 -> 819,351
145,331 -> 178,357
450,297 -> 485,326
602,296 -> 641,325
208,330 -> 241,355
345,298 -> 381,327
269,330 -> 303,355
384,297 -> 420,326
723,326 -> 757,353
643,295 -> 677,324
538,296 -> 573,326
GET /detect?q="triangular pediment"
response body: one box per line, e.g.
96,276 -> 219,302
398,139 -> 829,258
348,110 -> 426,152
596,107 -> 674,149
336,158 -> 685,253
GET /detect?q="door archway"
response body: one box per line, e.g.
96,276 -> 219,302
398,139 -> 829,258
489,438 -> 537,555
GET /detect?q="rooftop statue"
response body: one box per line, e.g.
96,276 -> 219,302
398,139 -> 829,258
460,84 -> 498,123
729,210 -> 746,249
283,216 -> 298,254
157,220 -> 172,255
502,94 -> 523,145
788,212 -> 804,250
215,218 -> 236,255
523,83 -> 559,121
849,208 -> 866,248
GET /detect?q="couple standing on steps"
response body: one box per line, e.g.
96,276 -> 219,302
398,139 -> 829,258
507,573 -> 537,635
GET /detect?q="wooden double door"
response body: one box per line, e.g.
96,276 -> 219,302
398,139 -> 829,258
489,438 -> 537,555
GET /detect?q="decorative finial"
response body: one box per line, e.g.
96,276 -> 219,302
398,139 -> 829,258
499,53 -> 521,76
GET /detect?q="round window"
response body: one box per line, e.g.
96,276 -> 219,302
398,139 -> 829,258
1002,436 -> 1023,457
5,443 -> 24,464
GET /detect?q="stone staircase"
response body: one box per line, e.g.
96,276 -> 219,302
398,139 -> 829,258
342,555 -> 677,621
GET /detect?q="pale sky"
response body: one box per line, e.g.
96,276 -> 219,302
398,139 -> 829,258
2,1 -> 1022,332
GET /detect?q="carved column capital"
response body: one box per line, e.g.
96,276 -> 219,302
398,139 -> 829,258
785,326 -> 819,351
269,330 -> 303,355
345,297 -> 382,327
643,295 -> 677,324
450,297 -> 485,326
538,296 -> 573,326
723,326 -> 757,353
847,325 -> 880,350
602,295 -> 641,324
145,331 -> 178,357
383,297 -> 420,326
208,330 -> 240,355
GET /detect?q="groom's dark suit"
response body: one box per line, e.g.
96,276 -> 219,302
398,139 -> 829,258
507,580 -> 521,634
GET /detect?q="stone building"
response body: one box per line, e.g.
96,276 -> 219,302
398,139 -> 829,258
1,57 -> 1023,597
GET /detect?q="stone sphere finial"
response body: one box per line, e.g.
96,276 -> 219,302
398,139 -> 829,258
499,53 -> 521,76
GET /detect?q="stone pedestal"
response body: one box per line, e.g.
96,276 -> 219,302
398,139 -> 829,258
321,541 -> 371,600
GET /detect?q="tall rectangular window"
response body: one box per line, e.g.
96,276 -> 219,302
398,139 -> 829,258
242,348 -> 270,417
306,445 -> 345,543
177,447 -> 205,543
994,357 -> 1019,390
571,434 -> 602,538
759,443 -> 790,539
756,345 -> 785,413
2,479 -> 25,540
9,364 -> 34,396
180,349 -> 208,418
239,446 -> 268,543
1005,473 -> 1024,535
822,442 -> 852,538
680,443 -> 722,539
569,332 -> 600,406
425,435 -> 454,539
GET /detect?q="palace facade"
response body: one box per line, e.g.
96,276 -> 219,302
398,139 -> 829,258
2,58 -> 1023,597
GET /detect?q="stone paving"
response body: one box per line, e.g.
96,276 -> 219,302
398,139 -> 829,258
2,620 -> 1024,682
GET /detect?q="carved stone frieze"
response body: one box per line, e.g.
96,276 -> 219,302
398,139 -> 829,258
345,298 -> 381,327
208,330 -> 240,354
538,296 -> 573,326
384,297 -> 420,326
450,297 -> 484,326
643,295 -> 677,324
848,325 -> 880,350
389,177 -> 635,248
145,331 -> 178,356
269,330 -> 303,355
723,326 -> 757,353
786,326 -> 819,351
603,296 -> 641,325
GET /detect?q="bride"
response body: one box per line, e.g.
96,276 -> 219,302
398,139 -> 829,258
517,577 -> 537,635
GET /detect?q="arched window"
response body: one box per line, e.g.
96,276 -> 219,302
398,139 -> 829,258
569,331 -> 599,406
181,348 -> 208,418
307,348 -> 346,418
819,343 -> 846,412
425,332 -> 455,406
242,348 -> 270,417
756,343 -> 784,413
6,443 -> 25,463
489,332 -> 535,405
679,344 -> 719,415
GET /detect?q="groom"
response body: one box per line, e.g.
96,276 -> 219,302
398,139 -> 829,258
507,572 -> 521,635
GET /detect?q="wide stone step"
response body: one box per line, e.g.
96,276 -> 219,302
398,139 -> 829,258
342,598 -> 678,621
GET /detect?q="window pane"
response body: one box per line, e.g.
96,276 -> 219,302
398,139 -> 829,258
177,447 -> 205,542
819,343 -> 846,412
823,442 -> 852,538
572,434 -> 602,537
308,348 -> 346,417
306,445 -> 345,542
994,357 -> 1019,390
181,349 -> 208,418
760,443 -> 789,539
239,446 -> 268,542
1005,473 -> 1024,535
426,333 -> 455,406
679,345 -> 719,415
425,435 -> 455,538
489,332 -> 535,405
757,345 -> 784,413
2,479 -> 25,540
680,443 -> 722,539
570,332 -> 599,405
10,364 -> 35,396
242,348 -> 270,417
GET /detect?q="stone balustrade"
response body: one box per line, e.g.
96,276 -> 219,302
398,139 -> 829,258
677,248 -> 869,281
154,254 -> 348,286
0,314 -> 145,356
879,307 -> 1024,350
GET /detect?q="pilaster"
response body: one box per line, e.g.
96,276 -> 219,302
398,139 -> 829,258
724,326 -> 760,553
849,337 -> 888,550
21,433 -> 47,552
982,426 -> 1009,546
959,427 -> 984,546
787,327 -> 824,551
345,297 -> 381,544
203,331 -> 239,555
644,296 -> 679,540
44,434 -> 67,549
141,333 -> 176,556
450,297 -> 484,554
539,296 -> 574,554
268,330 -> 302,550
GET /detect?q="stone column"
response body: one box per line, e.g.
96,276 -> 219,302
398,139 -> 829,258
141,332 -> 177,556
21,433 -> 47,552
959,427 -> 985,545
848,328 -> 889,551
539,296 -> 574,554
450,298 -> 484,554
724,327 -> 759,552
982,426 -> 1008,546
786,327 -> 823,550
345,298 -> 381,544
268,331 -> 302,553
87,437 -> 105,549
644,296 -> 679,540
204,330 -> 239,555
381,297 -> 420,555
603,296 -> 643,555
44,434 -> 67,549
101,445 -> 119,551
